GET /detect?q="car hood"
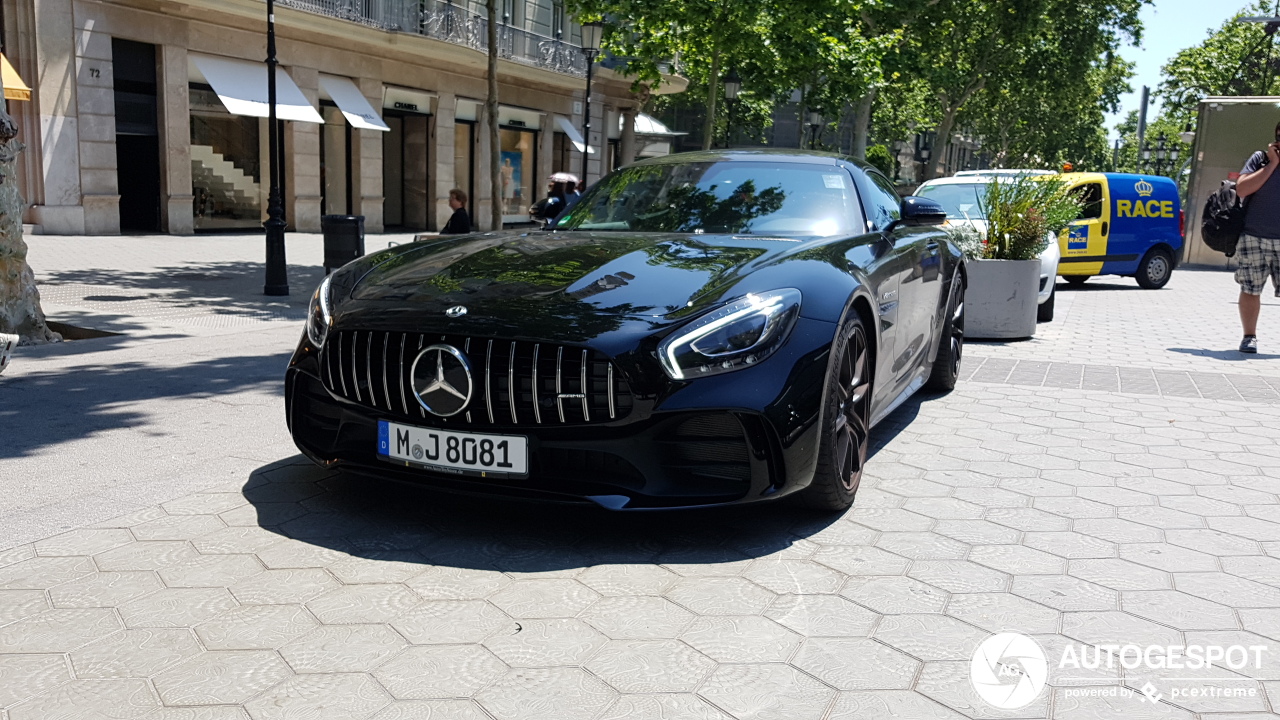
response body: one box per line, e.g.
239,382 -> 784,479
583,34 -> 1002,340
337,231 -> 788,340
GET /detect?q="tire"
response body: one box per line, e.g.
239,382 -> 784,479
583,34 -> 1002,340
1036,286 -> 1055,323
1136,247 -> 1173,289
799,312 -> 873,512
1062,275 -> 1088,286
925,276 -> 965,393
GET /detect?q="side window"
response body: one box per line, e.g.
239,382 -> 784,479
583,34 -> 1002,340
862,171 -> 902,231
1073,183 -> 1103,220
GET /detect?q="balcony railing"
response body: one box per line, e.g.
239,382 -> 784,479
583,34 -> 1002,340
278,0 -> 588,77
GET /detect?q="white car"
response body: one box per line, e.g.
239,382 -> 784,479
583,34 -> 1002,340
914,176 -> 1061,322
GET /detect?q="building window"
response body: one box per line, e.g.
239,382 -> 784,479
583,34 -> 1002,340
455,121 -> 475,211
552,0 -> 565,36
189,84 -> 263,231
499,127 -> 536,221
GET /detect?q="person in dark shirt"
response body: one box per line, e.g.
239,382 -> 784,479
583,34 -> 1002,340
530,181 -> 567,223
440,188 -> 472,234
1235,120 -> 1280,353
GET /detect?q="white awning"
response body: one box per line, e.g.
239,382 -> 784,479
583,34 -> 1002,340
189,53 -> 323,124
553,114 -> 594,154
626,112 -> 686,138
320,75 -> 389,131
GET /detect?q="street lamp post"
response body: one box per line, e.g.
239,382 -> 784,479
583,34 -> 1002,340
721,69 -> 741,149
579,21 -> 603,185
263,0 -> 288,296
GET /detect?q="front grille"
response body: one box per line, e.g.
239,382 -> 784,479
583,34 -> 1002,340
319,330 -> 633,426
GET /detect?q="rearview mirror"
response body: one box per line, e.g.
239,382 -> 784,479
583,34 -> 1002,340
898,196 -> 947,227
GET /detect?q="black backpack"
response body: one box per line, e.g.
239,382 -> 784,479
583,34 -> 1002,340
1201,180 -> 1247,257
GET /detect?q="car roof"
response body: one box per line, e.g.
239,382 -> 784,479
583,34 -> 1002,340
628,148 -> 877,173
954,169 -> 1056,177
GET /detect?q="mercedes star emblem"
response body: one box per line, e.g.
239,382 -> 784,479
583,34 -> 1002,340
410,344 -> 473,416
445,305 -> 468,318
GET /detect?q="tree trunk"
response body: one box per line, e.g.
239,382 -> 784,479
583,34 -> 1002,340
700,45 -> 721,151
486,0 -> 502,231
925,106 -> 957,181
850,89 -> 876,160
0,98 -> 59,345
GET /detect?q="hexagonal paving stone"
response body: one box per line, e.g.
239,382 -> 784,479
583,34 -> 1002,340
1023,532 -> 1116,559
1208,516 -> 1280,542
118,588 -> 238,628
373,645 -> 507,699
254,541 -> 351,570
0,556 -> 97,589
932,520 -> 1021,545
1067,559 -> 1170,591
0,654 -> 72,709
874,614 -> 989,661
475,667 -> 616,720
34,528 -> 133,557
1061,611 -> 1182,649
71,628 -> 203,677
1007,574 -> 1118,613
153,651 -> 292,705
1175,572 -> 1280,608
0,607 -> 122,652
0,588 -> 50,625
1051,688 -> 1195,719
874,532 -> 969,560
742,559 -> 845,594
487,579 -> 600,619
47,571 -> 163,609
482,618 -> 607,667
279,624 -> 408,673
368,700 -> 490,720
390,600 -> 514,644
970,544 -> 1067,575
985,508 -> 1072,532
680,615 -> 801,662
812,545 -> 911,576
1121,590 -> 1239,631
1186,630 -> 1280,681
908,561 -> 1010,593
157,554 -> 264,588
901,497 -> 987,520
666,576 -> 775,616
1239,608 -> 1280,642
190,526 -> 283,555
404,565 -> 512,600
764,594 -> 878,637
1119,543 -> 1220,573
827,690 -> 967,720
244,673 -> 392,720
306,584 -> 421,625
917,660 -> 1050,720
326,552 -> 429,585
698,663 -> 835,720
575,564 -> 679,597
599,693 -> 730,720
842,576 -> 948,614
847,508 -> 935,532
1072,519 -> 1163,544
655,547 -> 753,577
1165,529 -> 1260,556
8,678 -> 158,720
229,568 -> 339,605
792,637 -> 919,690
580,596 -> 695,639
586,639 -> 715,692
194,604 -> 319,650
946,592 -> 1059,634
162,492 -> 249,516
130,514 -> 226,541
94,541 -> 201,572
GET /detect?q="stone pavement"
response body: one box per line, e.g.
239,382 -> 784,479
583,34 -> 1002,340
4,249 -> 1280,719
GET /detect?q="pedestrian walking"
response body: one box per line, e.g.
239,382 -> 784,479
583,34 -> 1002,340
440,188 -> 472,234
1233,120 -> 1280,353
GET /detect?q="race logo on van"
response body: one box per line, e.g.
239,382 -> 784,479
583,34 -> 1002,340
1135,179 -> 1154,197
1067,225 -> 1088,251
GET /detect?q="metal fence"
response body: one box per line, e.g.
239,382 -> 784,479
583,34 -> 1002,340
277,0 -> 588,77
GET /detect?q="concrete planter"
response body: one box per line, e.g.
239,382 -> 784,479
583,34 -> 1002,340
0,333 -> 15,375
966,259 -> 1040,340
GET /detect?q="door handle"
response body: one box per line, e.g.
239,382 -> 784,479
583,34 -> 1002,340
1101,221 -> 1109,236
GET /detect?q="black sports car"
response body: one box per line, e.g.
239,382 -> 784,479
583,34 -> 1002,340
286,150 -> 965,511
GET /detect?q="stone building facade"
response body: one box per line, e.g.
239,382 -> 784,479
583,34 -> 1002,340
8,0 -> 682,235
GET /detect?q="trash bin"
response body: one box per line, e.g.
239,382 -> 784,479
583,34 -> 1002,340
321,215 -> 365,274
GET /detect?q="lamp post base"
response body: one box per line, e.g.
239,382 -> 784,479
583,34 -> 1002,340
263,216 -> 289,297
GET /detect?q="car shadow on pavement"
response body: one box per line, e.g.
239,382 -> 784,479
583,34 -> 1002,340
245,395 -> 927,571
40,261 -> 325,321
0,351 -> 290,458
1168,347 -> 1280,361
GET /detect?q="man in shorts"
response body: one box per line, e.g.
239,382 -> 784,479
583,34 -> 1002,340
1235,120 -> 1280,353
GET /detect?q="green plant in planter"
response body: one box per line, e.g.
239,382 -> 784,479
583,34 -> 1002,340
974,176 -> 1083,261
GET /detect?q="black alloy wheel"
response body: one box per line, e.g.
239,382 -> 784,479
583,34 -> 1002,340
1136,247 -> 1173,289
801,314 -> 872,511
926,277 -> 964,392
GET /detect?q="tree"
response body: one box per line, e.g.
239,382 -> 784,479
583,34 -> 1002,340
0,76 -> 59,344
487,0 -> 502,231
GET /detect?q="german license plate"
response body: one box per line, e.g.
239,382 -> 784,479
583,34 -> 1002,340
378,421 -> 528,476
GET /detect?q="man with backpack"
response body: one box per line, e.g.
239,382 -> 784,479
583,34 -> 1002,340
1233,121 -> 1280,354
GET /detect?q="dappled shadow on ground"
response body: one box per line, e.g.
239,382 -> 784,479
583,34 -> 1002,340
0,351 -> 289,458
39,261 -> 325,322
247,394 -> 927,570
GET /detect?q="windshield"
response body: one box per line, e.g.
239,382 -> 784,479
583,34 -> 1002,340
554,161 -> 861,237
915,183 -> 986,221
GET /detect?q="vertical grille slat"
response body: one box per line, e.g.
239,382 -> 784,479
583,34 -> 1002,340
322,332 -> 630,426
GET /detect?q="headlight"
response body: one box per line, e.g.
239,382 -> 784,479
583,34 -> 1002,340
306,276 -> 333,348
658,289 -> 801,380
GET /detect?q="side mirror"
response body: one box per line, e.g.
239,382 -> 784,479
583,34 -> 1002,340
897,196 -> 948,227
